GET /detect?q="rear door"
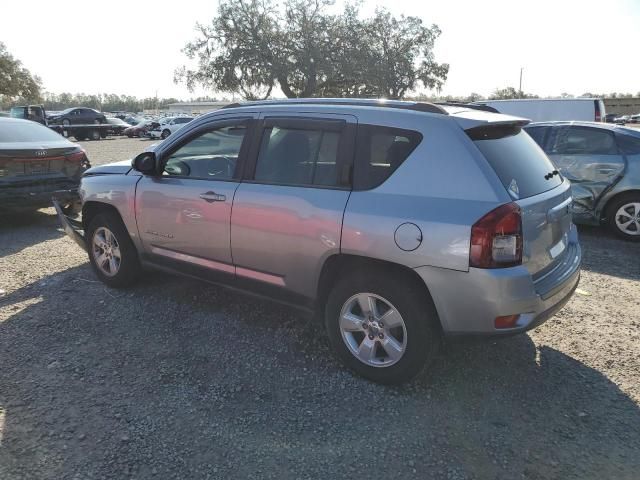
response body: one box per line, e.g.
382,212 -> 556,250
471,125 -> 573,275
231,113 -> 356,299
546,125 -> 625,216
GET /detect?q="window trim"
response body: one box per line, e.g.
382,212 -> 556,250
242,116 -> 356,190
352,123 -> 423,191
156,117 -> 255,182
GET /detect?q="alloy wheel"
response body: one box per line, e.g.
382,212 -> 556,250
338,293 -> 407,367
91,227 -> 122,277
615,202 -> 640,236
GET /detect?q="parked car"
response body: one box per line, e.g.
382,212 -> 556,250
605,113 -> 619,123
0,117 -> 90,212
630,114 -> 640,124
525,121 -> 640,240
54,99 -> 581,384
48,107 -> 107,126
9,105 -> 48,125
123,120 -> 155,138
105,117 -> 131,136
614,115 -> 630,125
473,98 -> 606,123
148,116 -> 193,139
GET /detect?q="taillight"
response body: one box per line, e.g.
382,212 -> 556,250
594,101 -> 602,122
470,202 -> 523,268
66,150 -> 86,162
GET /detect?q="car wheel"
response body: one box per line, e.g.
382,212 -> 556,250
74,134 -> 86,141
89,129 -> 101,141
87,212 -> 141,288
607,194 -> 640,241
126,132 -> 132,138
62,119 -> 70,127
325,270 -> 441,384
161,129 -> 171,140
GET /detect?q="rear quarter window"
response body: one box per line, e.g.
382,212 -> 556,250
471,127 -> 562,200
616,132 -> 640,155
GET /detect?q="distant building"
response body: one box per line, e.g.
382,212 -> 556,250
166,101 -> 230,115
603,97 -> 640,116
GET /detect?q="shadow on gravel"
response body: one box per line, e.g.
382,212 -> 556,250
0,209 -> 63,259
577,225 -> 640,281
1,266 -> 639,479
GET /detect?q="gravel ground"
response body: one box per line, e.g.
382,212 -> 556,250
0,137 -> 639,479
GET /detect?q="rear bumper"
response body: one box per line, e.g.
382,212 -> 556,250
415,229 -> 582,336
52,198 -> 87,251
0,184 -> 80,210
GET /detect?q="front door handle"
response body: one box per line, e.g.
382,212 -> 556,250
199,191 -> 226,203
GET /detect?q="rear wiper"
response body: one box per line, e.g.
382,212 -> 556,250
544,170 -> 559,180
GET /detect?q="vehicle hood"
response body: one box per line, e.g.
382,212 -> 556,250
84,159 -> 132,176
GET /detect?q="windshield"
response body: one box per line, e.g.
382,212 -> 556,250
472,127 -> 563,199
0,120 -> 68,143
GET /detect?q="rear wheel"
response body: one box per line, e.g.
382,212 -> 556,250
607,194 -> 640,241
89,129 -> 101,141
325,270 -> 441,384
161,129 -> 171,140
87,212 -> 141,288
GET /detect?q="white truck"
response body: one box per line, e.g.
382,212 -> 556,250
472,98 -> 606,123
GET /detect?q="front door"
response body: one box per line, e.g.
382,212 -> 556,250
231,113 -> 356,299
136,117 -> 254,274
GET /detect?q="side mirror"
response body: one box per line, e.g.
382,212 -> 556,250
131,152 -> 157,175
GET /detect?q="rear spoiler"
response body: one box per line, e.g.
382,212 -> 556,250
436,102 -> 500,114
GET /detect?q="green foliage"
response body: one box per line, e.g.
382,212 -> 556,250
489,87 -> 539,100
176,0 -> 449,99
0,42 -> 42,104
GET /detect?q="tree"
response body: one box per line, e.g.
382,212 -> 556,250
176,0 -> 448,100
0,42 -> 42,103
489,87 -> 538,100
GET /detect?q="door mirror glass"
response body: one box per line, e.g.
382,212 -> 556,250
132,152 -> 157,175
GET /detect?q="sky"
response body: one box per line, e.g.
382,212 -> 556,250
3,0 -> 640,100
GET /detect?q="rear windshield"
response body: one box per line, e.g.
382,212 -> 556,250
0,121 -> 67,143
471,127 -> 563,199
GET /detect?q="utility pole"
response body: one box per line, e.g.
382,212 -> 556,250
519,67 -> 523,98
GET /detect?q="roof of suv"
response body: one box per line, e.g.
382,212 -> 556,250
218,98 -> 530,130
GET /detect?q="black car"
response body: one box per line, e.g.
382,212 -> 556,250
105,117 -> 132,135
605,113 -> 618,123
48,107 -> 107,127
0,117 -> 91,212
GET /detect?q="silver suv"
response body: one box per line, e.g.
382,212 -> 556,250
54,99 -> 581,384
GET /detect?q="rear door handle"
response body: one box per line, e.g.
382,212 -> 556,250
199,191 -> 226,203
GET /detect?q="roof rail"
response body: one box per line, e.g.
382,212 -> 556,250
220,98 -> 448,115
435,102 -> 500,113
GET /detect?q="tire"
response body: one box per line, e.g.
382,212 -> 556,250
606,193 -> 640,241
62,119 -> 70,127
325,269 -> 441,384
86,212 -> 141,288
100,130 -> 107,138
161,129 -> 171,140
74,134 -> 86,141
126,132 -> 132,138
89,129 -> 101,141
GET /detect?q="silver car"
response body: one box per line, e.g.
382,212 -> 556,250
54,99 -> 581,384
525,121 -> 640,240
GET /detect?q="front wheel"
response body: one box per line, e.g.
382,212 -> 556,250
607,194 -> 640,241
325,270 -> 441,384
62,119 -> 71,127
161,129 -> 171,140
87,212 -> 141,288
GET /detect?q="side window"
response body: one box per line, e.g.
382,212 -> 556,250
354,124 -> 422,190
163,123 -> 247,180
616,133 -> 640,155
549,126 -> 617,155
524,126 -> 550,150
254,126 -> 340,186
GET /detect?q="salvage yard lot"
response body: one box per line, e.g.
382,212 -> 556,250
1,137 -> 639,479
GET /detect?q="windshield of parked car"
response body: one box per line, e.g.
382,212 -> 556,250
471,127 -> 563,199
0,120 -> 68,143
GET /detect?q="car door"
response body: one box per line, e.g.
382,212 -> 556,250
135,115 -> 256,277
70,109 -> 82,125
546,125 -> 625,217
231,113 -> 356,300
